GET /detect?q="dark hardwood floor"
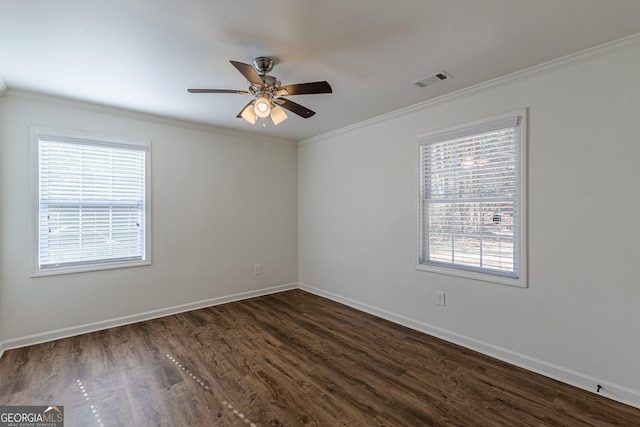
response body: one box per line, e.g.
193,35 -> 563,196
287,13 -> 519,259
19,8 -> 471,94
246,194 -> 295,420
1,289 -> 639,426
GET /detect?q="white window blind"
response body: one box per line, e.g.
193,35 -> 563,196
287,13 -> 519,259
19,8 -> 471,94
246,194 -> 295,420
34,130 -> 149,273
418,113 -> 525,285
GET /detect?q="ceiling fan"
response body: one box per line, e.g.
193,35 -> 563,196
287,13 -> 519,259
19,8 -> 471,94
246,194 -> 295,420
188,57 -> 332,126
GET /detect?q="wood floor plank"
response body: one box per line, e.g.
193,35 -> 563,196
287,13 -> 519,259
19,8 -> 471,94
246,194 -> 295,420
1,289 -> 639,426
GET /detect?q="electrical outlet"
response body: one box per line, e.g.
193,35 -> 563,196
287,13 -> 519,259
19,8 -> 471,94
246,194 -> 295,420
254,264 -> 262,275
435,291 -> 446,306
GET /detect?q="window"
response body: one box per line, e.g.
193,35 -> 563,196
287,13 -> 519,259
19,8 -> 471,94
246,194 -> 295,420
417,111 -> 526,287
31,127 -> 151,276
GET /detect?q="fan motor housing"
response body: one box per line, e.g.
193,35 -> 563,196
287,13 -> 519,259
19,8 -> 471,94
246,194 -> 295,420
260,75 -> 281,89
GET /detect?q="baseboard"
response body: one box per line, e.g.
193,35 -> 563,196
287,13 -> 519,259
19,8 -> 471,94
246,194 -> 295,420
3,281 -> 638,409
299,283 -> 640,410
0,282 -> 298,355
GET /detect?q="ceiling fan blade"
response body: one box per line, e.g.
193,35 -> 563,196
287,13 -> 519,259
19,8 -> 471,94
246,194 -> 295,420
237,101 -> 258,124
278,81 -> 332,96
230,61 -> 264,86
188,89 -> 252,95
277,98 -> 316,118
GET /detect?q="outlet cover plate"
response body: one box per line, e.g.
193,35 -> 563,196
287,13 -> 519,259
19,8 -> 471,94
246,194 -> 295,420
435,291 -> 446,306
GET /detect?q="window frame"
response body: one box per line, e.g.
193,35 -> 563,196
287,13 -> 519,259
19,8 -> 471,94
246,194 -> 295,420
416,110 -> 527,287
30,126 -> 152,277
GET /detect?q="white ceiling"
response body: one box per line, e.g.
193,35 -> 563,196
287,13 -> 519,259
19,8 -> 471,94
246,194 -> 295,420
1,1 -> 640,142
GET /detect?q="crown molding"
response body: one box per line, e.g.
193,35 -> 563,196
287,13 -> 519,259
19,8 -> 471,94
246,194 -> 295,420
2,89 -> 296,146
300,32 -> 640,146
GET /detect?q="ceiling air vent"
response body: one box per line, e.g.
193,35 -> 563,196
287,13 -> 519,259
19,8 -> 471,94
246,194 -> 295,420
414,71 -> 452,88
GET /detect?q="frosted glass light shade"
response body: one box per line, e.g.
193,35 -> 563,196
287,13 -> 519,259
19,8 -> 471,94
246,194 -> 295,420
270,105 -> 288,125
240,103 -> 258,124
254,97 -> 271,118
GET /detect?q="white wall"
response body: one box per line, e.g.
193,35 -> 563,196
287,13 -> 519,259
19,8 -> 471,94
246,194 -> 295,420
299,39 -> 640,406
0,92 -> 298,347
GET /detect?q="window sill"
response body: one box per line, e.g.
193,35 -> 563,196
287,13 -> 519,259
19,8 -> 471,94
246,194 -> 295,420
31,259 -> 151,277
415,263 -> 527,288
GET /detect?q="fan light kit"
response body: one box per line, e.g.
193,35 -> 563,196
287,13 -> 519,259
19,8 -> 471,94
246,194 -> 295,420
188,57 -> 332,126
